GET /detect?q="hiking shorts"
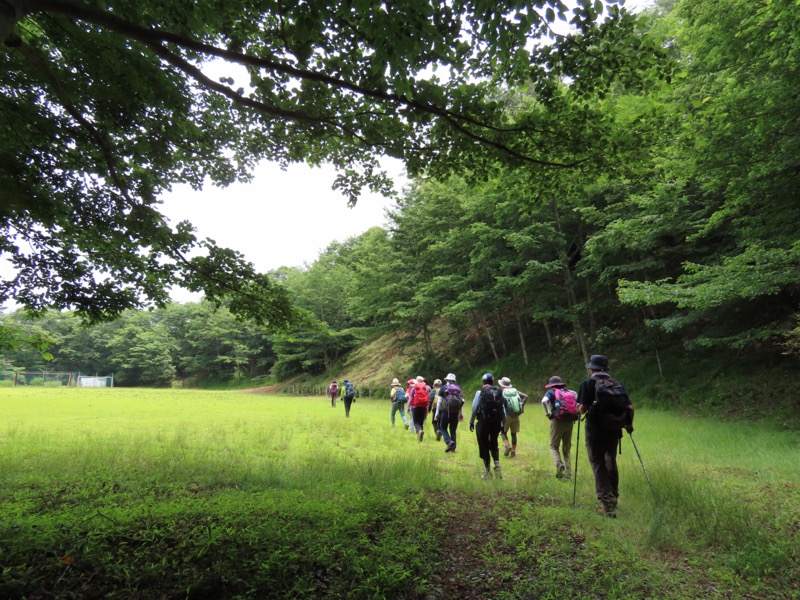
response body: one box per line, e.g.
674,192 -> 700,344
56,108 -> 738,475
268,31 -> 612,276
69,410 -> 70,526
504,414 -> 521,434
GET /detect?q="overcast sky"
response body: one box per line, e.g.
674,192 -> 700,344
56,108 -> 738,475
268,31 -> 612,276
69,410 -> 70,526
160,159 -> 407,303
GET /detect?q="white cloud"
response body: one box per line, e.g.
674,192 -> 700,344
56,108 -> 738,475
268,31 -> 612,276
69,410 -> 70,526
160,159 -> 407,303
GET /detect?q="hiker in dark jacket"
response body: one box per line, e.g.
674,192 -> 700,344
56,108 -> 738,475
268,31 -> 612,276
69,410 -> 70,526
469,373 -> 506,480
341,379 -> 356,418
577,355 -> 634,518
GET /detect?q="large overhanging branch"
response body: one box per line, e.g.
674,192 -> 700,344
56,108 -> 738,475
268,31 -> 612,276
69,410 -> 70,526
11,0 -> 583,168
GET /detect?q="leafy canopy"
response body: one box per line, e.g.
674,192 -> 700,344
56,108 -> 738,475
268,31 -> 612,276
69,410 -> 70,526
0,0 -> 666,324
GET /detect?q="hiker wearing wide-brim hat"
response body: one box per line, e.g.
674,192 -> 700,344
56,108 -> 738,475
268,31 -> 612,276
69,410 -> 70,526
585,355 -> 610,371
389,377 -> 409,429
499,376 -> 528,459
541,375 -> 578,480
576,354 -> 634,518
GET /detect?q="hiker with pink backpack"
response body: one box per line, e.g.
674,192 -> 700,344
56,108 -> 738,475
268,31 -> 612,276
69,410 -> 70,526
541,375 -> 580,480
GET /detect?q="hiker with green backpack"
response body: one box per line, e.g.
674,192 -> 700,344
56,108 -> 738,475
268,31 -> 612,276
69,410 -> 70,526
389,377 -> 409,429
541,375 -> 579,480
498,377 -> 528,458
577,355 -> 634,518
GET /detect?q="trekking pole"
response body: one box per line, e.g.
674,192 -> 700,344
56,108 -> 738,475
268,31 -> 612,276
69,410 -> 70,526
572,416 -> 581,508
628,431 -> 658,505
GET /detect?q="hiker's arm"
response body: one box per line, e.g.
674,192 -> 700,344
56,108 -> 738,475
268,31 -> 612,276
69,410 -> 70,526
541,393 -> 552,417
576,379 -> 593,414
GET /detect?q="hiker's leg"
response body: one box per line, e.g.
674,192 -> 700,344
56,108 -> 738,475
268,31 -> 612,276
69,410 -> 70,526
488,426 -> 501,462
391,402 -> 400,425
440,412 -> 452,446
549,419 -> 564,469
562,422 -> 574,476
585,425 -> 615,507
476,420 -> 490,468
449,418 -> 459,446
606,434 -> 621,504
400,404 -> 408,426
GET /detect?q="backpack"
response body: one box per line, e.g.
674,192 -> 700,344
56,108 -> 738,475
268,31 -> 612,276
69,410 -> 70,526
329,382 -> 339,396
343,381 -> 355,398
503,387 -> 523,416
394,387 -> 406,403
551,388 -> 579,421
590,374 -> 630,431
478,386 -> 504,425
442,383 -> 464,415
410,381 -> 429,408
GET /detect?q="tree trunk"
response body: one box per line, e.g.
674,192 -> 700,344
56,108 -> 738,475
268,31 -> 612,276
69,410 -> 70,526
472,311 -> 500,364
541,318 -> 553,350
517,313 -> 529,366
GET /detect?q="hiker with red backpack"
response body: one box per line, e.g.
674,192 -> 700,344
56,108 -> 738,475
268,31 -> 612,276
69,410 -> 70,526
469,373 -> 506,480
327,380 -> 340,408
436,373 -> 465,453
408,376 -> 431,442
541,375 -> 579,480
577,355 -> 634,518
405,379 -> 417,434
499,377 -> 528,458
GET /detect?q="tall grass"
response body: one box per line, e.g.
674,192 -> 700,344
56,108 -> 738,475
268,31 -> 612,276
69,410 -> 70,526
0,388 -> 797,599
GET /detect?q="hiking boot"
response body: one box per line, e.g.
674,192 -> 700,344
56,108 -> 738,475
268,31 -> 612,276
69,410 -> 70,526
596,504 -> 617,518
418,430 -> 424,442
556,464 -> 565,479
481,470 -> 492,480
404,423 -> 409,430
436,431 -> 442,441
493,466 -> 502,480
445,441 -> 456,453
509,450 -> 516,458
503,445 -> 512,457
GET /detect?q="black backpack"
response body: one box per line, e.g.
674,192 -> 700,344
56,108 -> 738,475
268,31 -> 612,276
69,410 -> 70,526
478,386 -> 504,425
590,374 -> 630,431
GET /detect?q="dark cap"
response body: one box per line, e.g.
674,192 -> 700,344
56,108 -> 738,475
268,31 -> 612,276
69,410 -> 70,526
585,355 -> 609,371
545,376 -> 566,389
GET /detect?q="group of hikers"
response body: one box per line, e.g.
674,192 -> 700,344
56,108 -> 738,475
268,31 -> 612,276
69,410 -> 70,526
326,354 -> 634,518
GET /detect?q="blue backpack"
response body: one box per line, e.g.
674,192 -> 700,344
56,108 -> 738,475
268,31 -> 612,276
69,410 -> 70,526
343,381 -> 355,398
394,387 -> 406,403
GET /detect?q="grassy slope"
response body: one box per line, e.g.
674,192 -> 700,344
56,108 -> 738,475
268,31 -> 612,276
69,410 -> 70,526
0,388 -> 797,599
303,325 -> 800,431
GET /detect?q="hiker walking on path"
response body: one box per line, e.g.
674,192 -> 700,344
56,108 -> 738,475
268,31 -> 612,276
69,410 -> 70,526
437,373 -> 465,453
327,380 -> 340,408
409,376 -> 430,441
390,377 -> 409,429
577,355 -> 634,518
541,376 -> 579,480
429,379 -> 443,441
342,379 -> 357,418
499,377 -> 528,458
406,379 -> 417,434
469,373 -> 506,479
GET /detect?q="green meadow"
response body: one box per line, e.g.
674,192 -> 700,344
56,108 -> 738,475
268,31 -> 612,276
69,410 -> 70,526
0,388 -> 797,599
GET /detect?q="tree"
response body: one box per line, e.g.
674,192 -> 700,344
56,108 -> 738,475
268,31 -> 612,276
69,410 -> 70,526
1,0 -> 669,323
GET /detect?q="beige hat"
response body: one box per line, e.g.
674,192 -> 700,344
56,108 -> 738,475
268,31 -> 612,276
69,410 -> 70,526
416,375 -> 425,382
433,379 -> 442,386
499,377 -> 511,387
391,378 -> 401,386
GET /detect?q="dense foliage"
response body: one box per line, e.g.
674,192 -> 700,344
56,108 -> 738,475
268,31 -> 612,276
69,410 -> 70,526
3,0 -> 799,383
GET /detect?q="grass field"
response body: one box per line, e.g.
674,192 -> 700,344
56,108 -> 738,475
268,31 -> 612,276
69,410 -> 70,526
0,388 -> 797,599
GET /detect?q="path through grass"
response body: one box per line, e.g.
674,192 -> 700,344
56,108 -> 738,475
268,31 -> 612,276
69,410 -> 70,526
0,388 -> 797,599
